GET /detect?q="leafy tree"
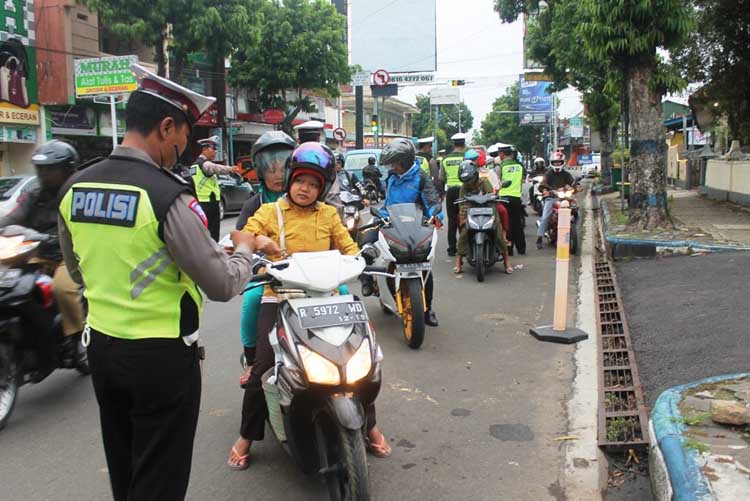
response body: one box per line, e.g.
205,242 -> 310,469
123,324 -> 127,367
672,0 -> 750,145
475,82 -> 543,158
412,95 -> 473,151
496,0 -> 692,229
228,0 -> 352,131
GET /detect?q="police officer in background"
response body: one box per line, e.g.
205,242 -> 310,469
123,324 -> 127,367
190,135 -> 236,241
415,136 -> 445,199
442,132 -> 468,256
294,119 -> 347,215
495,143 -> 527,254
57,64 -> 256,501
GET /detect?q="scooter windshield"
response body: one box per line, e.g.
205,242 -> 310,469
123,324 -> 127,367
380,204 -> 433,262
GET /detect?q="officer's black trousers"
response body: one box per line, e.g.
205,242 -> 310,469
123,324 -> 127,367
88,330 -> 201,501
445,186 -> 461,253
241,303 -> 377,440
504,196 -> 527,254
202,200 -> 221,241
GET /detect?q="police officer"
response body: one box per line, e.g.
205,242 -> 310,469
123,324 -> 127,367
495,143 -> 527,254
415,136 -> 446,198
57,64 -> 256,501
294,120 -> 347,214
190,135 -> 236,241
443,132 -> 468,256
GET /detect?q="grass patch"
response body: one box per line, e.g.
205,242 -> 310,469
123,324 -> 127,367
672,411 -> 711,426
684,438 -> 710,454
607,416 -> 629,442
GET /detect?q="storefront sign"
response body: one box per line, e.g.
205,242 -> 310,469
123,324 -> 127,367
195,102 -> 219,127
262,109 -> 285,125
0,102 -> 39,124
74,55 -> 139,97
50,105 -> 96,135
0,124 -> 36,143
569,117 -> 584,138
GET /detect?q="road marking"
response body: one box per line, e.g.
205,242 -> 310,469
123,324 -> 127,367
387,381 -> 439,405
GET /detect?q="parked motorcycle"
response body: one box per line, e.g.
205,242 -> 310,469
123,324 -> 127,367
340,190 -> 366,239
244,250 -> 383,501
361,204 -> 438,349
536,184 -> 581,255
0,226 -> 89,431
455,193 -> 504,282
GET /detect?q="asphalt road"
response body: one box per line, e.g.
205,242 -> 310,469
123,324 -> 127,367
0,192 -> 582,500
617,250 -> 750,407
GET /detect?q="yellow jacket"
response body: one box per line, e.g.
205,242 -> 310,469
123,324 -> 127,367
242,196 -> 359,261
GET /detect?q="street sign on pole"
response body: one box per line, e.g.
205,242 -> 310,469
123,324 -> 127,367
429,87 -> 460,105
350,71 -> 371,87
333,127 -> 347,142
370,84 -> 398,98
74,55 -> 139,97
372,69 -> 390,86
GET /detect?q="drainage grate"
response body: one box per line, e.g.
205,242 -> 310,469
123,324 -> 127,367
595,215 -> 650,450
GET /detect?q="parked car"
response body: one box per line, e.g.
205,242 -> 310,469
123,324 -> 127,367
217,174 -> 254,219
344,148 -> 388,181
0,175 -> 38,219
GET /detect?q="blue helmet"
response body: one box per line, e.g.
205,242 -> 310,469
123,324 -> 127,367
284,142 -> 336,201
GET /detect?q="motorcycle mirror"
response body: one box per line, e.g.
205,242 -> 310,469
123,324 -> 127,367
501,180 -> 512,188
370,206 -> 381,218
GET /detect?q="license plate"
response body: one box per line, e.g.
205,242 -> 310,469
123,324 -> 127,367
297,301 -> 368,329
344,206 -> 357,215
395,262 -> 431,273
0,269 -> 21,288
469,208 -> 494,216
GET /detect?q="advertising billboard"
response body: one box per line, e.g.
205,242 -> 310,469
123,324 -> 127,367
519,77 -> 553,125
0,0 -> 39,129
349,0 -> 436,73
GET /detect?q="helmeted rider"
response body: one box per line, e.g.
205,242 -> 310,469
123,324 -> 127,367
0,140 -> 86,373
532,156 -> 546,175
358,138 -> 443,327
362,155 -> 383,196
536,151 -> 576,249
334,151 -> 365,196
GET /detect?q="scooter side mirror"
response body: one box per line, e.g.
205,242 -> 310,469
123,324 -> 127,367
370,206 -> 381,218
501,179 -> 512,188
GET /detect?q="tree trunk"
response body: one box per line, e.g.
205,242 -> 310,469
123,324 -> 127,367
627,63 -> 671,229
155,34 -> 166,77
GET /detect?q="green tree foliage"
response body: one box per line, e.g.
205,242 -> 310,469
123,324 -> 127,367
475,82 -> 543,157
412,95 -> 473,150
228,0 -> 352,131
672,0 -> 750,144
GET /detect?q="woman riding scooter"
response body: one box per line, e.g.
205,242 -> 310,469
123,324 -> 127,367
227,142 -> 391,470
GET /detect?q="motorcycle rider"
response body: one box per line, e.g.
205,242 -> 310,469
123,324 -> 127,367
536,151 -> 576,249
443,133 -> 468,256
334,151 -> 365,196
494,143 -> 526,255
465,149 -> 510,243
454,160 -> 512,275
190,135 -> 238,241
0,140 -> 85,372
532,156 -> 546,176
228,142 -> 390,469
234,131 -> 296,387
362,155 -> 383,197
415,136 -> 445,199
358,138 -> 443,327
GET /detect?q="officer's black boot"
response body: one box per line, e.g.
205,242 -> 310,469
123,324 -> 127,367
60,334 -> 78,369
425,309 -> 439,327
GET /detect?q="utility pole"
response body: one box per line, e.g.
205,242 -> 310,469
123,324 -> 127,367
458,102 -> 462,133
355,86 -> 363,149
552,94 -> 558,151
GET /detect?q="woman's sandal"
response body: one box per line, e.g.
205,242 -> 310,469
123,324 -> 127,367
366,433 -> 392,458
227,445 -> 250,471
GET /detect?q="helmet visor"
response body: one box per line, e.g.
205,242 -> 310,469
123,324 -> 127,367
291,142 -> 333,169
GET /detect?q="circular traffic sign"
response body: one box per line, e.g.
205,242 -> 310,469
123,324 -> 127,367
333,127 -> 347,141
373,69 -> 390,86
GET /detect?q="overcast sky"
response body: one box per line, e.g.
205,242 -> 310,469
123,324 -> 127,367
390,0 -> 582,137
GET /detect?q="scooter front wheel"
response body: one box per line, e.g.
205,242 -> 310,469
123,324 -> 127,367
400,279 -> 425,349
474,242 -> 485,282
0,344 -> 19,431
317,415 -> 370,501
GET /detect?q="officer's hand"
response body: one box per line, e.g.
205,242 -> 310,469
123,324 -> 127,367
363,199 -> 370,207
254,235 -> 282,255
230,230 -> 256,253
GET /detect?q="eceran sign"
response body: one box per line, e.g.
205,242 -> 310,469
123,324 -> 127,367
75,56 -> 139,97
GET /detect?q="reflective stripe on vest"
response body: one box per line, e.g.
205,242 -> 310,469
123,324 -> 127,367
59,181 -> 203,340
443,153 -> 464,187
415,154 -> 430,175
192,163 -> 220,202
498,159 -> 523,197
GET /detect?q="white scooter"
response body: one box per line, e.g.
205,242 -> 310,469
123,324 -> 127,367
244,250 -> 384,501
361,204 -> 438,349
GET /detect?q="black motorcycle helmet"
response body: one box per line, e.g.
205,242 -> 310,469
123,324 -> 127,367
379,138 -> 416,169
335,152 -> 345,165
251,131 -> 296,181
31,140 -> 80,171
367,156 -> 376,166
283,142 -> 336,201
459,159 -> 479,183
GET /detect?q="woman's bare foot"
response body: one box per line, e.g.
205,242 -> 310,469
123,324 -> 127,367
504,253 -> 513,274
453,256 -> 463,274
366,426 -> 392,458
227,437 -> 252,470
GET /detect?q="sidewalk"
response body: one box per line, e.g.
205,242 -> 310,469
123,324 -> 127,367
601,187 -> 750,254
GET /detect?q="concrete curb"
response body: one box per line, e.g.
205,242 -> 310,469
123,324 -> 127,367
649,373 -> 750,501
599,200 -> 750,254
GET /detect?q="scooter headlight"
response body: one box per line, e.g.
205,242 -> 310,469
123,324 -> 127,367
297,345 -> 340,385
345,339 -> 372,384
